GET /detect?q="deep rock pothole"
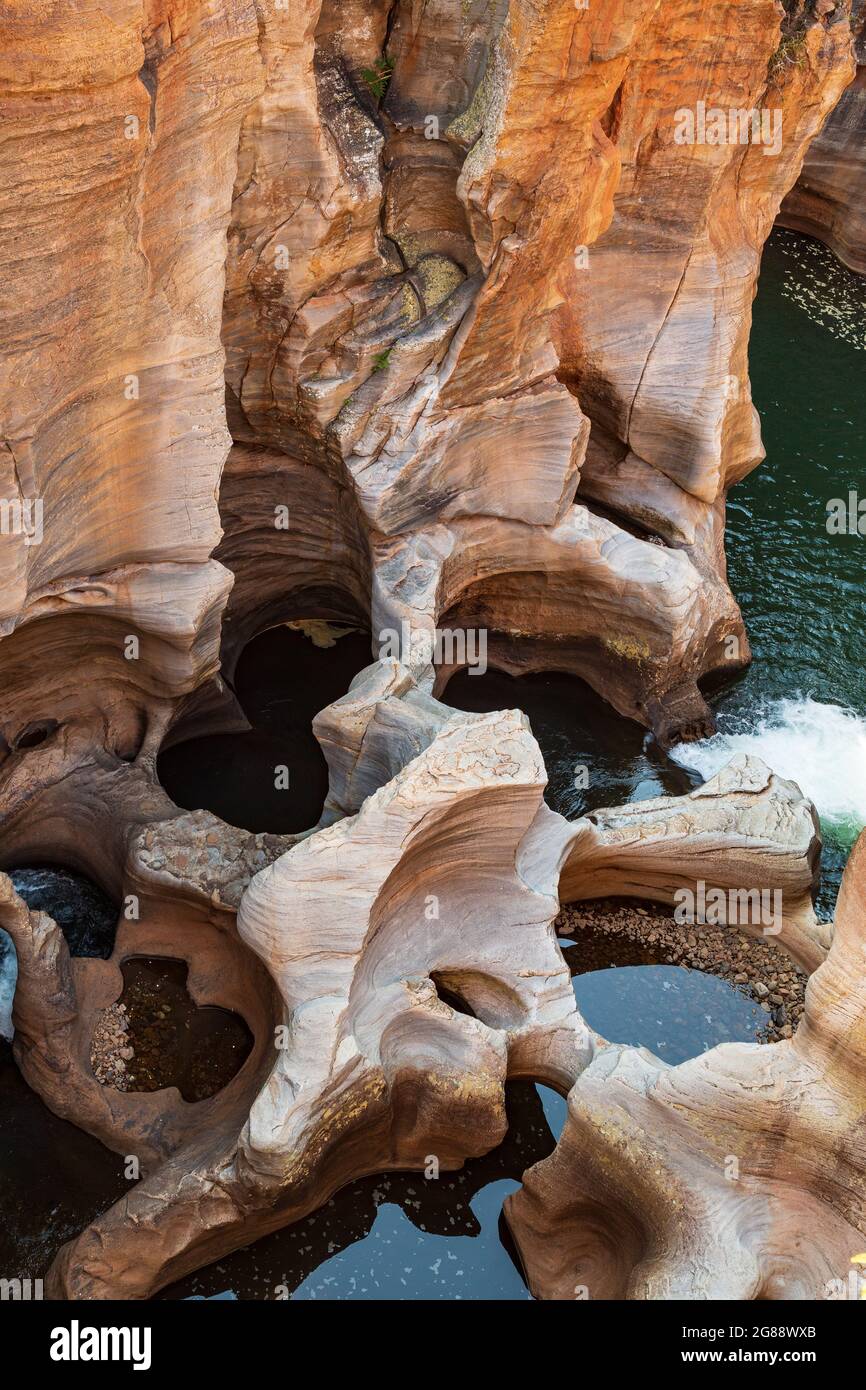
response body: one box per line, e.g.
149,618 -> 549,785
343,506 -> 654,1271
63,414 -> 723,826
557,899 -> 808,1052
91,957 -> 253,1103
157,622 -> 373,834
8,865 -> 118,958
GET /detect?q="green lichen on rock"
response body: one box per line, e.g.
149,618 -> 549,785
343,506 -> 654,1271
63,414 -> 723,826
604,634 -> 651,665
399,281 -> 422,323
447,58 -> 495,145
768,1 -> 812,82
414,255 -> 466,310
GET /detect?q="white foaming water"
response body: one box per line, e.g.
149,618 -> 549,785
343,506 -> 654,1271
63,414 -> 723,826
0,928 -> 16,1040
670,698 -> 866,847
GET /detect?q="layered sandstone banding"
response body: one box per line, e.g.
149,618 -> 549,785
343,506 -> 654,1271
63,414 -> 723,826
505,829 -> 866,1302
1,0 -> 854,756
0,0 -> 861,1304
213,0 -> 855,746
557,0 -> 855,615
0,679 -> 824,1300
0,1 -> 263,798
779,0 -> 866,271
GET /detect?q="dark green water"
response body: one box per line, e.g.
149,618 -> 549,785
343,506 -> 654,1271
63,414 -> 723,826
670,230 -> 866,916
450,230 -> 866,919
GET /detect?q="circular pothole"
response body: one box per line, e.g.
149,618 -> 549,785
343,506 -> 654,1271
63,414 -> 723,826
92,956 -> 253,1103
557,899 -> 807,1054
157,622 -> 372,833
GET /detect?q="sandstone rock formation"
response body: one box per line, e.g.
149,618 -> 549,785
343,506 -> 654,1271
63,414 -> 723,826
0,671 -> 826,1297
0,0 -> 861,1302
780,0 -> 866,271
505,827 -> 866,1301
1,0 -> 856,759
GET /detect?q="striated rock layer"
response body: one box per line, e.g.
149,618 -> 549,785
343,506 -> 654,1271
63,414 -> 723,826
0,0 -> 265,770
779,0 -> 866,271
0,0 -> 861,1302
0,0 -> 856,758
505,828 -> 866,1301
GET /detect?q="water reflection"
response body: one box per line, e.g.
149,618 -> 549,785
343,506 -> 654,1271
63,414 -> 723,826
161,1080 -> 558,1301
163,922 -> 772,1299
444,665 -> 695,819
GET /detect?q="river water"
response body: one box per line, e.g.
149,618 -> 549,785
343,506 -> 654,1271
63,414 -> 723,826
670,230 -> 866,917
0,227 -> 862,1299
449,229 -> 866,920
157,625 -> 374,834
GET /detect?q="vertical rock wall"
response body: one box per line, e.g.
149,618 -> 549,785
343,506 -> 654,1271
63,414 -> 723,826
779,0 -> 866,271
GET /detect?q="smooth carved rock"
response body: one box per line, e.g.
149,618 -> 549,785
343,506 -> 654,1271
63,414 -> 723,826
210,0 -> 853,743
1,864 -> 279,1175
559,754 -> 826,973
780,2 -> 866,272
505,830 -> 866,1301
0,0 -> 857,1308
312,658 -> 448,824
371,511 -> 746,742
316,661 -> 824,966
559,1 -> 855,554
0,757 -> 289,1170
0,560 -> 233,844
43,710 -> 591,1298
0,0 -> 262,632
0,666 -> 820,1300
54,746 -> 818,1294
0,0 -> 263,780
2,0 -> 853,759
214,443 -> 372,681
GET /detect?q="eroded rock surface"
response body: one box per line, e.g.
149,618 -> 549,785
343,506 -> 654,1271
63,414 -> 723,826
0,0 -> 861,1303
780,0 -> 866,270
505,831 -> 866,1301
0,682 -> 827,1300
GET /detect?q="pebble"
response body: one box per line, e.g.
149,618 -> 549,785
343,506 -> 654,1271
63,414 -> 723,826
555,898 -> 808,1046
90,1002 -> 134,1090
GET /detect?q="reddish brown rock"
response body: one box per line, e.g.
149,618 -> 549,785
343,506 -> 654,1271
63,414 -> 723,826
558,0 -> 855,558
0,0 -> 859,1306
505,829 -> 866,1300
779,2 -> 866,271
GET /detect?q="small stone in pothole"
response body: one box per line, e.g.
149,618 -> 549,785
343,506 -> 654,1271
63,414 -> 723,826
90,1002 -> 134,1090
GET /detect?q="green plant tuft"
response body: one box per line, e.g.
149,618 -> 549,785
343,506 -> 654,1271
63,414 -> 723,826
360,55 -> 395,102
768,28 -> 808,82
